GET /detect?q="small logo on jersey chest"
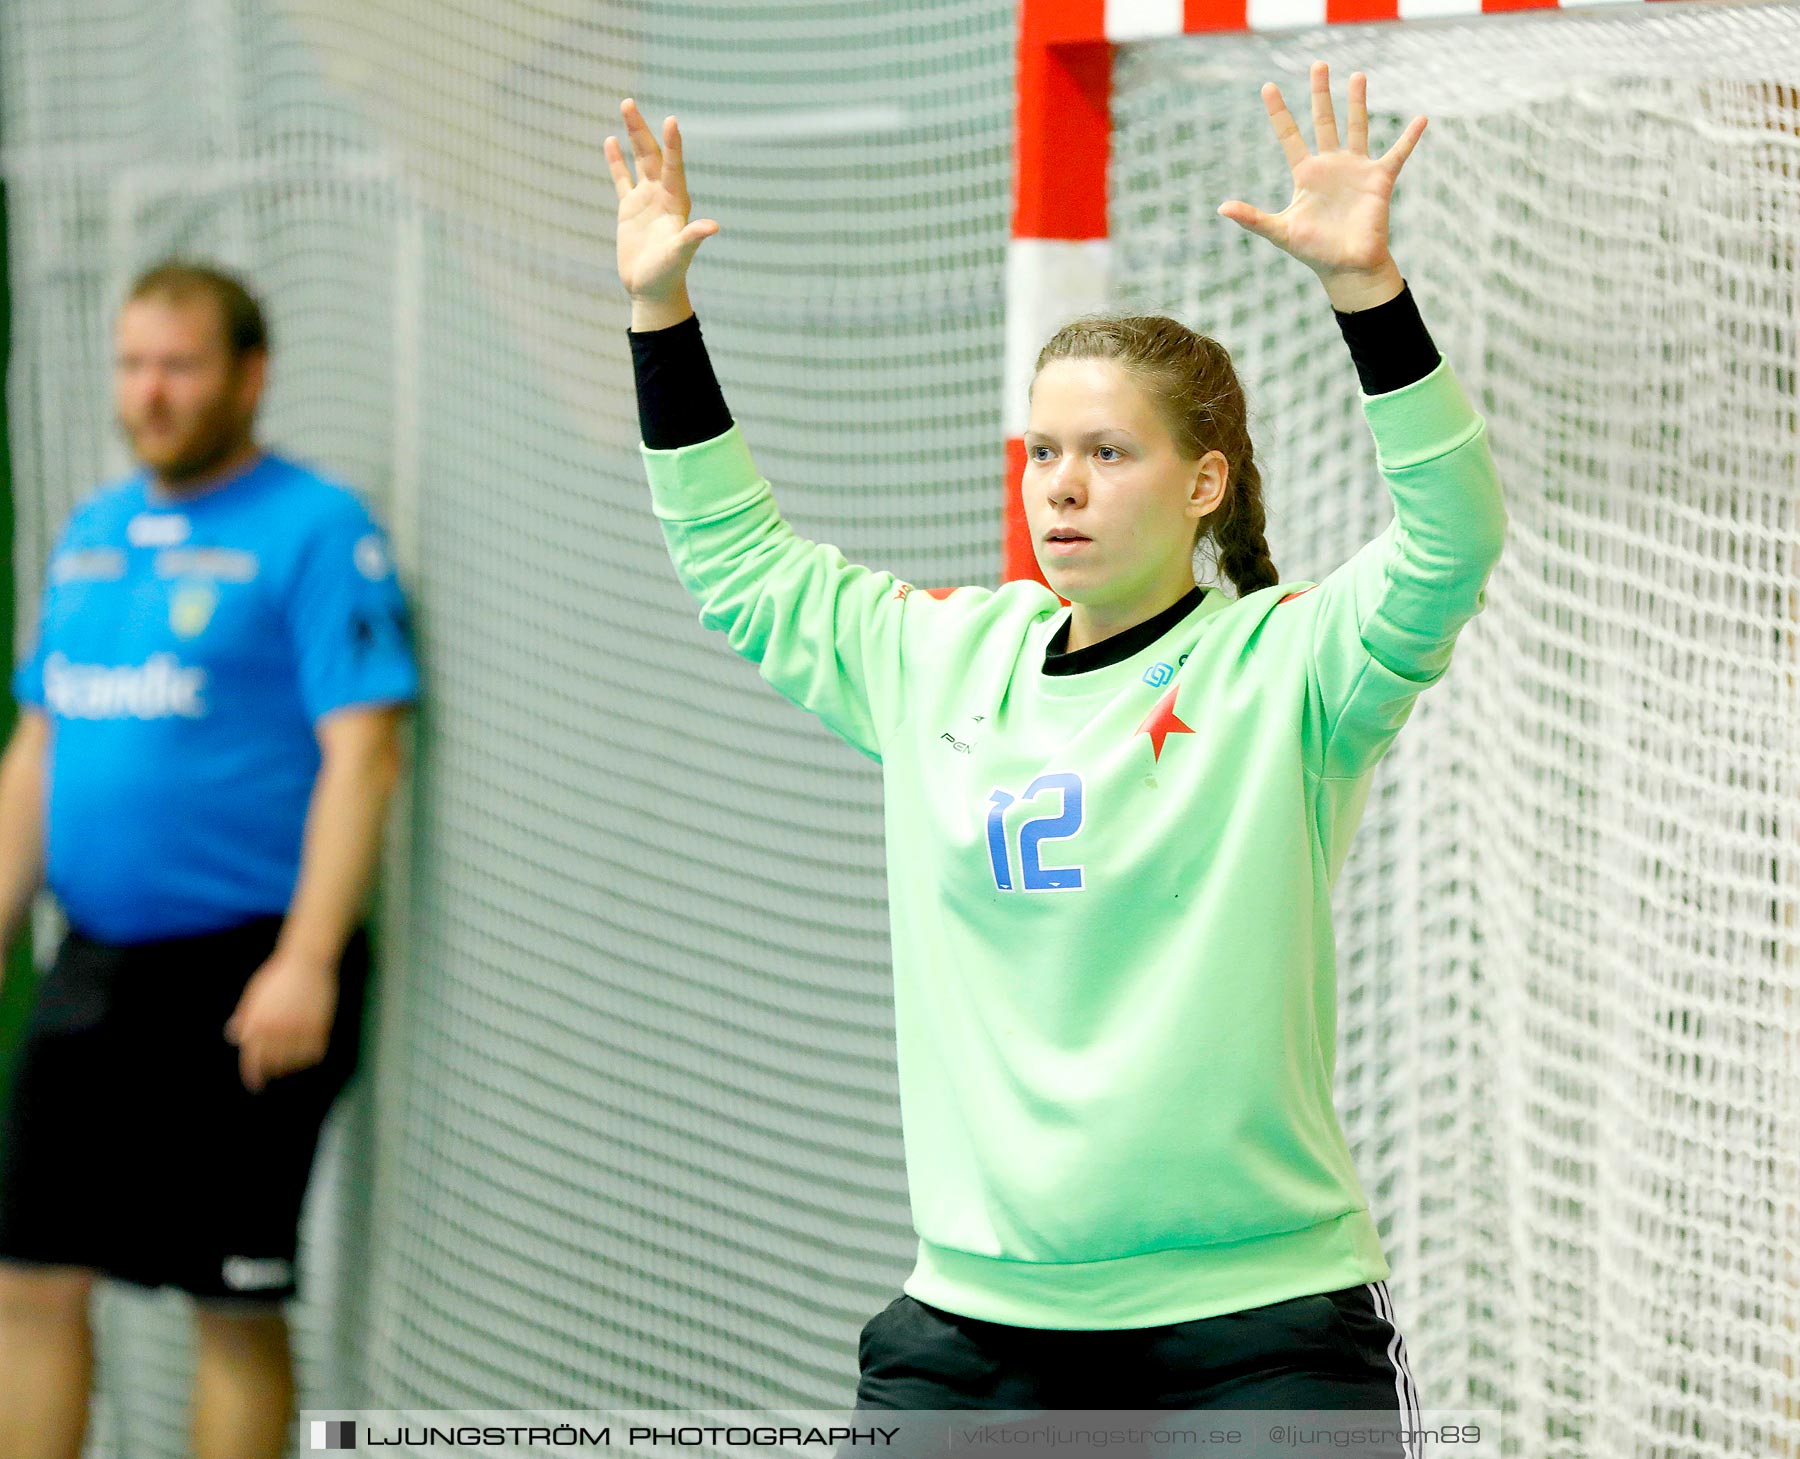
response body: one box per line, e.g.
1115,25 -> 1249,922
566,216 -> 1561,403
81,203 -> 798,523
1136,682 -> 1196,762
127,513 -> 190,547
156,547 -> 259,582
51,548 -> 126,584
937,709 -> 987,755
169,583 -> 219,638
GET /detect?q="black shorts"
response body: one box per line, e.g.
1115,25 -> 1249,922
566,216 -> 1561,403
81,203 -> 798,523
850,1284 -> 1421,1458
0,916 -> 368,1303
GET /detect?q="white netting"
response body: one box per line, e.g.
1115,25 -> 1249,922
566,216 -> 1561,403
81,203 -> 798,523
1111,8 -> 1800,1457
3,2 -> 1009,1453
1,2 -> 1796,1458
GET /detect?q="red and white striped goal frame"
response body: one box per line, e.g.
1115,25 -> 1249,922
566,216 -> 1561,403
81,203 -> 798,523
1002,0 -> 1680,587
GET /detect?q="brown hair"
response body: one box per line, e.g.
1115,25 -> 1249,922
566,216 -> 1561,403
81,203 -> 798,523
1032,315 -> 1278,598
125,259 -> 269,359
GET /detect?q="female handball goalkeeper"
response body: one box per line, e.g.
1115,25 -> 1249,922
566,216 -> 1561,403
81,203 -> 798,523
609,63 -> 1504,1425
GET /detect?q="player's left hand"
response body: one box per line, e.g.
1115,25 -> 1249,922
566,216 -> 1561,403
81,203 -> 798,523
1217,62 -> 1426,282
224,951 -> 339,1093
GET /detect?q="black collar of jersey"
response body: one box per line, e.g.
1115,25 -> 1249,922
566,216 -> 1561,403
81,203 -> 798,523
1042,585 -> 1208,677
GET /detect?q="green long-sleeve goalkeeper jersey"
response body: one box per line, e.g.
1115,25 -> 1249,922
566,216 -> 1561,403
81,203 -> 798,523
640,351 -> 1507,1329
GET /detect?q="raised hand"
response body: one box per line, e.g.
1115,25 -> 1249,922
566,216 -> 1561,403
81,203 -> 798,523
606,98 -> 719,308
1217,63 -> 1425,294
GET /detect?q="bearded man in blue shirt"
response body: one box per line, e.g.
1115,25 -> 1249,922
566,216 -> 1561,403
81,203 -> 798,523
0,260 -> 418,1459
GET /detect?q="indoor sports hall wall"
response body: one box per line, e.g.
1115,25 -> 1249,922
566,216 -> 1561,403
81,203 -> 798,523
2,1 -> 1014,1452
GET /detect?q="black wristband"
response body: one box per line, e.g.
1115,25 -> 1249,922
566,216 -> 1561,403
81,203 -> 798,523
1332,281 -> 1439,396
625,293 -> 1433,446
627,312 -> 734,450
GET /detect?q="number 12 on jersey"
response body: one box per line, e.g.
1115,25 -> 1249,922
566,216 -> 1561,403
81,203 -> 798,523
985,772 -> 1085,892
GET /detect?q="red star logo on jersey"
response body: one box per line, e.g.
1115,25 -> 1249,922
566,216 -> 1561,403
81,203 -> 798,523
1136,683 -> 1195,763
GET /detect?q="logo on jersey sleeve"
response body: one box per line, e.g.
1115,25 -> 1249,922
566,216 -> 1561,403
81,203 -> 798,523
43,653 -> 207,719
354,534 -> 392,581
893,582 -> 965,604
347,600 -> 411,661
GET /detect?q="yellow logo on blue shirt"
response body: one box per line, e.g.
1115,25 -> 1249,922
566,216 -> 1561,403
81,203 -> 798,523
169,583 -> 219,639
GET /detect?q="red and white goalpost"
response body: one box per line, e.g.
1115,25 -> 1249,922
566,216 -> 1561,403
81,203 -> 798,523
1004,0 -> 1687,585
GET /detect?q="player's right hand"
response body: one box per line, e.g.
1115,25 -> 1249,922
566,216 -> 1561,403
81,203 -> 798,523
607,99 -> 719,303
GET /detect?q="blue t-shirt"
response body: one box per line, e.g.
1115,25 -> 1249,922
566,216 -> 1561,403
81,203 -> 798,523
14,453 -> 419,944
